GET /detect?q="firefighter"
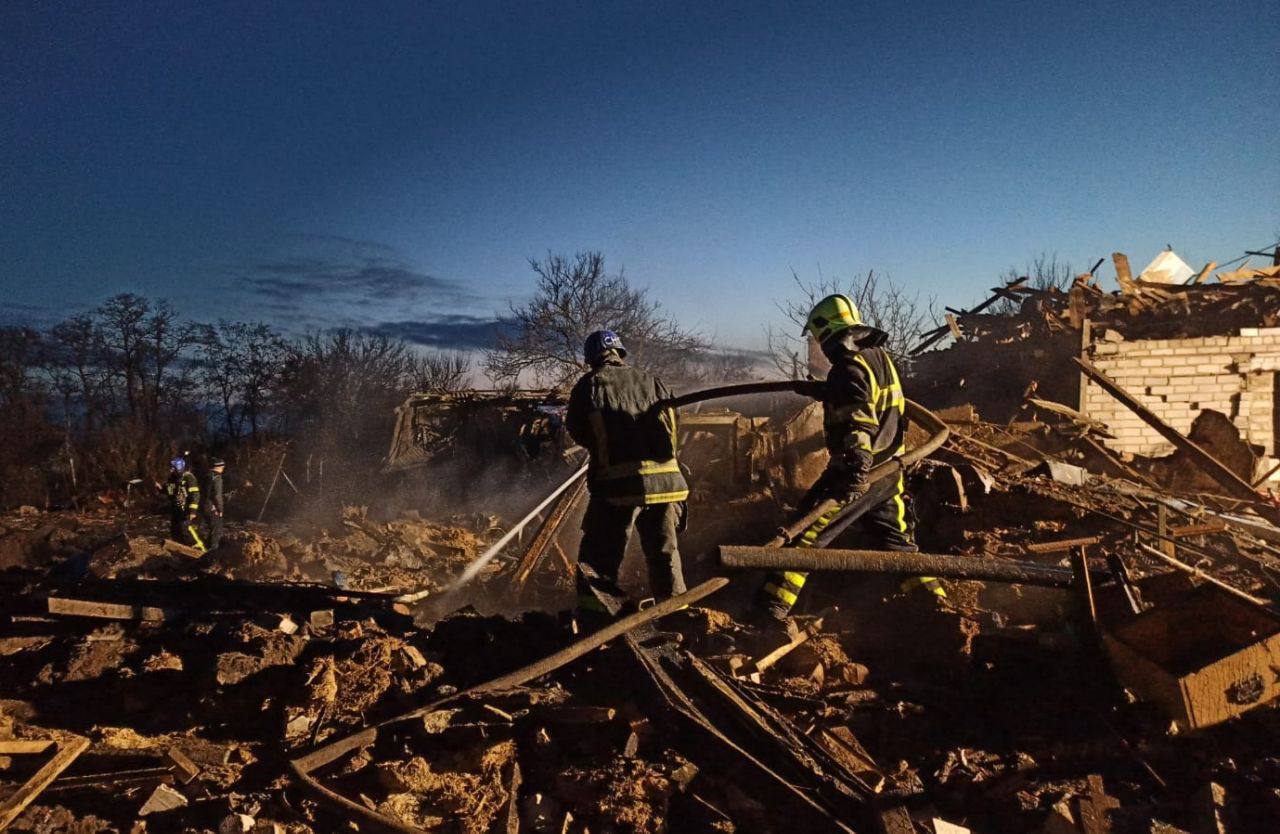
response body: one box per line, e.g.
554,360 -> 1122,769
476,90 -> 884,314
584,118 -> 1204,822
202,458 -> 226,551
757,294 -> 943,625
566,330 -> 689,612
164,457 -> 205,552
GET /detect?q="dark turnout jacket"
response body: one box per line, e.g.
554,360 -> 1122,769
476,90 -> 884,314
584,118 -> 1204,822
165,471 -> 200,515
822,331 -> 906,470
566,357 -> 689,506
202,470 -> 224,516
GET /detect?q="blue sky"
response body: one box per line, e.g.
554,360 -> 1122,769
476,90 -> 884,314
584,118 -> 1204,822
2,0 -> 1277,350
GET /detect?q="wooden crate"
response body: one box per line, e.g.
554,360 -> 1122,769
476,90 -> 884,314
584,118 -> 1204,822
1101,584 -> 1280,729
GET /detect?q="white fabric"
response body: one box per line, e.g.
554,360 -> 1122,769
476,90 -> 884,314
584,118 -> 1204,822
1138,250 -> 1195,284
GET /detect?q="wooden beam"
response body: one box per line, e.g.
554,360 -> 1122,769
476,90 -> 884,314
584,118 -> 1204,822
1191,261 -> 1217,284
0,735 -> 90,830
1025,536 -> 1104,554
46,597 -> 168,622
1112,252 -> 1134,290
944,313 -> 963,339
910,277 -> 1028,354
1074,357 -> 1280,524
0,741 -> 53,755
1136,542 -> 1276,615
162,539 -> 203,559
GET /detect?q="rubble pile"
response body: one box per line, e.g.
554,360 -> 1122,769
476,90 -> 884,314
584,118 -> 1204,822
4,262 -> 1280,832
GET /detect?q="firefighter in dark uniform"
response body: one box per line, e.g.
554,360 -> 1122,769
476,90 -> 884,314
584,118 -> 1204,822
202,458 -> 226,551
757,294 -> 943,624
164,457 -> 205,552
566,330 -> 689,610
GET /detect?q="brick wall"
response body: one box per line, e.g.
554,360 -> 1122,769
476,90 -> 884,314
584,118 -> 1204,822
1082,328 -> 1280,480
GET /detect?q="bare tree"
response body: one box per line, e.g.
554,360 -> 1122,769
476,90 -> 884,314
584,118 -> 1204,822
96,293 -> 150,420
197,322 -> 246,439
45,314 -> 112,434
139,300 -> 198,428
484,251 -> 709,389
410,350 -> 471,393
199,321 -> 289,440
991,252 -> 1075,314
769,269 -> 937,376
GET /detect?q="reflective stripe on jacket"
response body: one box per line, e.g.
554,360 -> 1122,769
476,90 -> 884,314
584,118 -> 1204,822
566,358 -> 689,506
823,345 -> 906,467
165,471 -> 201,512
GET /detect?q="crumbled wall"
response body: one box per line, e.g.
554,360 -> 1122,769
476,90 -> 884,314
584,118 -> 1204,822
1083,328 -> 1280,478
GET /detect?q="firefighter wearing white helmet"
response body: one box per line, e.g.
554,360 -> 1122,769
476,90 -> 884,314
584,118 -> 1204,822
756,294 -> 942,624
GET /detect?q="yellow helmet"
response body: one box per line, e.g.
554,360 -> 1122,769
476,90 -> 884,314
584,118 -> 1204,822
803,294 -> 863,344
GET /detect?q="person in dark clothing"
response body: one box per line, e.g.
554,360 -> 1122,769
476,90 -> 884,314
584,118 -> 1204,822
565,330 -> 689,611
164,457 -> 205,552
756,294 -> 941,624
202,459 -> 226,551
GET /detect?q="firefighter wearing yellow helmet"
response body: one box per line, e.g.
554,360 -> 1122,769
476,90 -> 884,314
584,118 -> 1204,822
756,294 -> 943,624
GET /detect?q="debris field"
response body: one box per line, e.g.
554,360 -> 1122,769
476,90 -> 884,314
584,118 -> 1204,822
4,259 -> 1280,833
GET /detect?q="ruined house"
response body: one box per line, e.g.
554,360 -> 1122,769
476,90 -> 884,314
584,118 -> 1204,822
910,252 -> 1280,487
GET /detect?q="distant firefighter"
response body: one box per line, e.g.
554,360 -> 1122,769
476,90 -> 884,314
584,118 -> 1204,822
566,330 -> 688,614
164,456 -> 205,553
756,294 -> 941,626
202,458 -> 226,551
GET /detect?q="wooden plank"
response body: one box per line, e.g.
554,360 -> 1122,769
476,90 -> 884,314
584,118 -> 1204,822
1191,261 -> 1217,284
0,735 -> 90,830
1169,522 -> 1227,538
513,477 -> 587,588
46,597 -> 168,622
1113,252 -> 1134,291
0,741 -> 53,755
47,597 -> 168,622
1072,546 -> 1099,635
162,539 -> 203,558
944,313 -> 963,339
910,277 -> 1028,354
751,629 -> 811,675
1074,358 -> 1280,524
1136,542 -> 1276,615
1026,536 -> 1103,554
166,747 -> 200,784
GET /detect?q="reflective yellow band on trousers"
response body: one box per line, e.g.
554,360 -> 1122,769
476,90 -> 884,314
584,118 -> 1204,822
782,571 -> 807,587
763,582 -> 798,606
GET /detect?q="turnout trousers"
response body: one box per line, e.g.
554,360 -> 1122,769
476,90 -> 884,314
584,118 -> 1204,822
170,512 -> 207,553
578,497 -> 687,605
759,473 -> 929,620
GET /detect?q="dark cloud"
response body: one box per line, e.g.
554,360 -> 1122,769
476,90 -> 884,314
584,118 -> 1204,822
364,315 -> 507,349
0,301 -> 59,328
238,256 -> 477,306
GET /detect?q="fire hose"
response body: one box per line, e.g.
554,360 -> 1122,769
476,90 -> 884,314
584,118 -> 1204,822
654,381 -> 950,547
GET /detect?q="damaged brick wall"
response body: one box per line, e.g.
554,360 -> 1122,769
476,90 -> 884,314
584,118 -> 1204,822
1083,328 -> 1280,480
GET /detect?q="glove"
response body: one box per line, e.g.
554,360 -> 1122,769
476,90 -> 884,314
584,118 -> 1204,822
829,448 -> 873,505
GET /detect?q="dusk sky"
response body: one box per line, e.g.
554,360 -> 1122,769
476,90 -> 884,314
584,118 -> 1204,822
2,1 -> 1277,353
